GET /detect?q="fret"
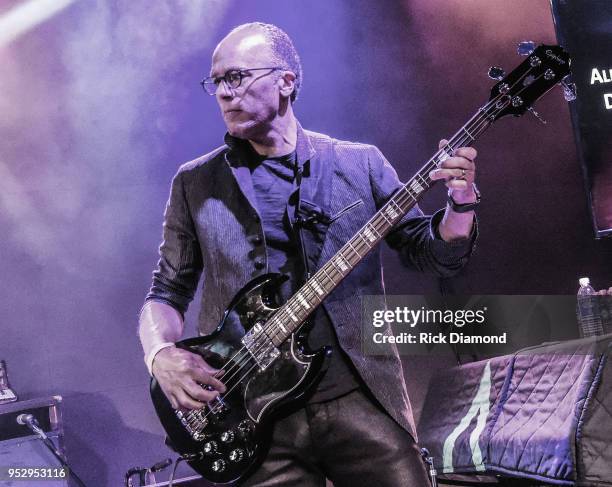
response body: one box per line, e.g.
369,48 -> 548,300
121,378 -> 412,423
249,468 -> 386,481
320,266 -> 336,287
292,300 -> 307,319
408,178 -> 424,196
416,172 -> 429,187
271,329 -> 285,347
296,293 -> 310,310
462,126 -> 475,141
333,256 -> 348,274
368,222 -> 382,237
389,198 -> 404,215
384,204 -> 399,220
347,240 -> 361,258
327,262 -> 345,279
340,251 -> 353,268
437,148 -> 451,166
311,278 -> 326,296
358,232 -> 372,249
348,249 -> 361,265
303,283 -> 321,304
380,211 -> 393,225
342,251 -> 358,267
363,225 -> 377,243
286,307 -> 299,323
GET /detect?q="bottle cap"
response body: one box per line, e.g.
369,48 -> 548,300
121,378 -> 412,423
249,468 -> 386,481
579,277 -> 590,287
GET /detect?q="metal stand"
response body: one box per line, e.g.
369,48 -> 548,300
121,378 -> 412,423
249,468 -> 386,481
420,448 -> 438,487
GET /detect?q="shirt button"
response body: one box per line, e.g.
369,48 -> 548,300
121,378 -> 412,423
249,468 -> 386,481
254,259 -> 265,270
252,235 -> 263,245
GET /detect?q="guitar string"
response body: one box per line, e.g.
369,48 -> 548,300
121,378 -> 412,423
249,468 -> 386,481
192,105 -> 504,424
212,57 -> 561,421
209,95 -> 503,387
189,103 -> 502,423
189,76 -> 525,424
194,89 -> 514,423
248,67 -> 546,362
188,65 -> 543,423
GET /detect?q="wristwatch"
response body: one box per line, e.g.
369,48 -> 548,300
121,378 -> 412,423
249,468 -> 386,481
448,183 -> 481,213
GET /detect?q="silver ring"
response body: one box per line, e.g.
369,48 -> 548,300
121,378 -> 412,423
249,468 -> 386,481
461,168 -> 466,178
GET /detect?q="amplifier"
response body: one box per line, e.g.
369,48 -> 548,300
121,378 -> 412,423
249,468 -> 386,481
0,396 -> 68,487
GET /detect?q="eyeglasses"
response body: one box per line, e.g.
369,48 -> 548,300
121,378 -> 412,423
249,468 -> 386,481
200,67 -> 283,95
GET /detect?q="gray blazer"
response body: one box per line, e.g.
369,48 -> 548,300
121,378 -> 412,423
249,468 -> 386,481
146,123 -> 475,438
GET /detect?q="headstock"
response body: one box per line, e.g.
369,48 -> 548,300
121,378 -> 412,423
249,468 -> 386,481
486,43 -> 572,121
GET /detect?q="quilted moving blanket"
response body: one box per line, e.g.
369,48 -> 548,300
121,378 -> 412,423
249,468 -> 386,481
417,335 -> 612,485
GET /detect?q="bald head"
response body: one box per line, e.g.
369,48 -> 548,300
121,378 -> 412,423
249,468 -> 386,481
214,26 -> 267,58
214,23 -> 302,103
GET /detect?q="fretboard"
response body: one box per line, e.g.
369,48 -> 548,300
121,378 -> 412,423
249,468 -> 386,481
266,107 -> 494,346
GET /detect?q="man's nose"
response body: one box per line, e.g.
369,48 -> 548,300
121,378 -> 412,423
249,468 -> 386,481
217,80 -> 234,99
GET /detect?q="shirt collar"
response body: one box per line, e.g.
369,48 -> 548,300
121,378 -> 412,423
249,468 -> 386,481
224,120 -> 315,170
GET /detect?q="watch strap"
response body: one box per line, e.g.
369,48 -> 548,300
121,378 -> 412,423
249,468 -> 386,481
448,183 -> 481,213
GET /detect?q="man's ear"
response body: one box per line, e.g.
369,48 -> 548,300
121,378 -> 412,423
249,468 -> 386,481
278,71 -> 296,99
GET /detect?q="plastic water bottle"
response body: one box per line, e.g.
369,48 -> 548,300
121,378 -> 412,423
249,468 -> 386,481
577,277 -> 604,337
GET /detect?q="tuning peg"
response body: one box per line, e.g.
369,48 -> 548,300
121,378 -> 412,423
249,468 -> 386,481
517,41 -> 536,56
561,75 -> 577,101
488,66 -> 506,81
527,107 -> 547,125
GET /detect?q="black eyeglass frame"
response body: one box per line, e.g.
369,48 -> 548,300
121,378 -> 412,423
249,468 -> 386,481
200,67 -> 284,95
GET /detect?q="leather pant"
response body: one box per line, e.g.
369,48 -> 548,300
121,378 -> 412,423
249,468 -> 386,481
241,388 -> 430,486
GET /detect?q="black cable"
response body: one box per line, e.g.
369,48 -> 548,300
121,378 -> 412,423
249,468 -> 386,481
38,435 -> 87,487
124,467 -> 144,487
168,456 -> 186,487
293,160 -> 311,283
17,415 -> 87,487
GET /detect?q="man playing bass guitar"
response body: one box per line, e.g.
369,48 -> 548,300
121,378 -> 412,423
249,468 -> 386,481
139,22 -> 478,486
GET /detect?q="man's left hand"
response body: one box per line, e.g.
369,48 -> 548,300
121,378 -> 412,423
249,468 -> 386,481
429,139 -> 478,204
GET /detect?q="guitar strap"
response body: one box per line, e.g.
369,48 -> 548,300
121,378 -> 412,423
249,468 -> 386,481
291,138 -> 335,289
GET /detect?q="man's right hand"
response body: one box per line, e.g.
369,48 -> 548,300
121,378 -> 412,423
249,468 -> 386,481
151,346 -> 227,411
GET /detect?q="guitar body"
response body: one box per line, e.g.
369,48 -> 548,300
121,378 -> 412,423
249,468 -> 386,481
150,273 -> 329,484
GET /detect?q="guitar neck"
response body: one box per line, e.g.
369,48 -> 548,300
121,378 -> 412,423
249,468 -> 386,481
266,108 -> 495,345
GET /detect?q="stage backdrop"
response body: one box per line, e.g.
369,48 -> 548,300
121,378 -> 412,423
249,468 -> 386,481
551,0 -> 612,238
0,0 -> 610,485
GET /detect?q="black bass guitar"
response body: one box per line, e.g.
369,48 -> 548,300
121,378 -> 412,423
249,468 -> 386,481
150,43 -> 572,484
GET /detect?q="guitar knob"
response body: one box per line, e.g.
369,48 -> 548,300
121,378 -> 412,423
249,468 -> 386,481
229,449 -> 245,462
212,459 -> 226,473
517,41 -> 536,56
203,441 -> 218,455
220,430 -> 235,443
